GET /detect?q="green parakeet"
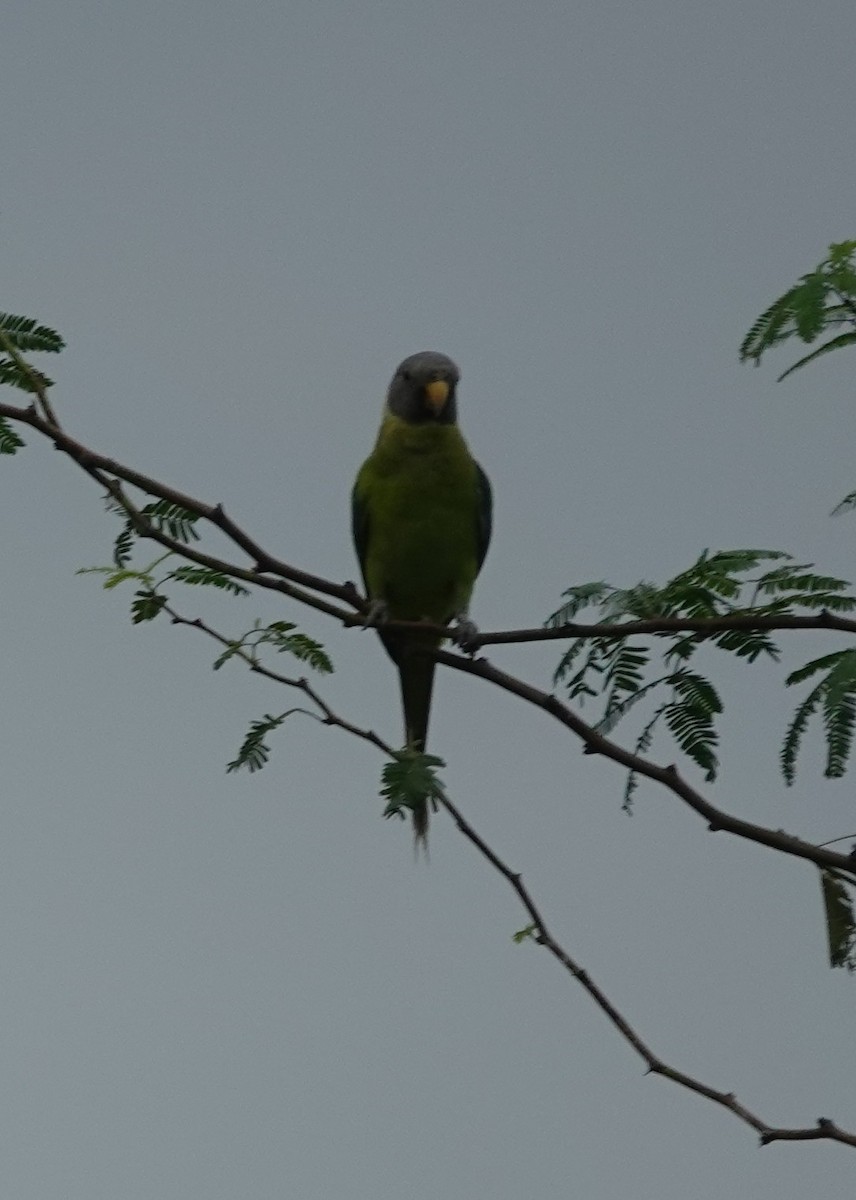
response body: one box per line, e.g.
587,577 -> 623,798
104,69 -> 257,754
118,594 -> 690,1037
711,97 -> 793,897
352,351 -> 492,843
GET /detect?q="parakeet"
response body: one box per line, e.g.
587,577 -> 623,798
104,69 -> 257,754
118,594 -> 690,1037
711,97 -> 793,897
352,351 -> 492,843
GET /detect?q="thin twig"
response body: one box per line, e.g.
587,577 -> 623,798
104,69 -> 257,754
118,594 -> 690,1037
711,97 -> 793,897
438,791 -> 856,1149
164,604 -> 395,758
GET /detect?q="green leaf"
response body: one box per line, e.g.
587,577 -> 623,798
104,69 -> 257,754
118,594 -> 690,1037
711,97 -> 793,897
256,620 -> 333,674
227,711 -> 294,773
168,565 -> 249,596
512,924 -> 537,944
212,642 -> 243,670
77,565 -> 153,589
623,706 -> 665,812
595,676 -> 665,738
792,271 -> 829,342
782,688 -> 823,786
662,670 -> 721,781
551,549 -> 856,797
831,491 -> 856,517
820,657 -> 856,778
0,357 -> 54,393
827,239 -> 856,267
820,869 -> 856,971
784,649 -> 856,782
139,500 -> 200,543
603,643 -> 649,697
740,241 -> 856,376
711,627 -> 780,663
755,564 -> 849,595
131,589 -> 167,624
777,331 -> 856,382
786,650 -> 852,687
112,524 -> 135,568
0,313 -> 64,354
0,416 -> 25,454
545,581 -> 612,627
739,288 -> 802,365
380,750 -> 446,823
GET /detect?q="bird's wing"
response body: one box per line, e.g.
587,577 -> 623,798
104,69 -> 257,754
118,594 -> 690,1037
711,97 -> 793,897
350,469 -> 371,592
475,461 -> 492,572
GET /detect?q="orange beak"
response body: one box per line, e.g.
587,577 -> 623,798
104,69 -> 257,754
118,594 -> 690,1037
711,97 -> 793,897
424,379 -> 450,415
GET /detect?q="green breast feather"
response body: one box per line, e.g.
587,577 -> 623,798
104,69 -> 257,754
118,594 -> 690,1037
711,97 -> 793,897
352,413 -> 490,627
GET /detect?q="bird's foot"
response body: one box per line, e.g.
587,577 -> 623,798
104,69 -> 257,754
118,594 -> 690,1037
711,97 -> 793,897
363,598 -> 389,628
450,612 -> 481,654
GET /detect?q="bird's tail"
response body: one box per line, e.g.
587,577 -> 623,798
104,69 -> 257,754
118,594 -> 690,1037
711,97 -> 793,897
398,646 -> 436,847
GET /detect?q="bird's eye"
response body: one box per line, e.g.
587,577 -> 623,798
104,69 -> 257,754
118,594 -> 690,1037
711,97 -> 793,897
401,370 -> 412,382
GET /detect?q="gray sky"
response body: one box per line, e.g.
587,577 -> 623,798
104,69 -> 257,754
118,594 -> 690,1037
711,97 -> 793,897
3,1 -> 856,1196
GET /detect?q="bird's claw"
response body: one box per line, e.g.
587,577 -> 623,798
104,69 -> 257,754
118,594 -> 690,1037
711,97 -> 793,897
451,613 -> 481,654
363,598 -> 389,628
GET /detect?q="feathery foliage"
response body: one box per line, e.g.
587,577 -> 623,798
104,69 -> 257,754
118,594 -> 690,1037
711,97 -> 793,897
169,565 -> 249,595
783,650 -> 856,783
79,555 -> 333,677
131,589 -> 168,624
742,239 -> 856,524
227,712 -> 297,773
0,312 -> 64,397
106,499 -> 201,567
0,417 -> 25,454
78,559 -> 172,624
380,750 -> 447,824
832,491 -> 856,518
819,868 -> 856,972
739,241 -> 856,381
213,619 -> 333,675
549,550 -> 856,801
0,313 -> 65,355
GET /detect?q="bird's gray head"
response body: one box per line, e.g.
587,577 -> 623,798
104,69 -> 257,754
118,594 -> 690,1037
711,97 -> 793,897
386,351 -> 461,425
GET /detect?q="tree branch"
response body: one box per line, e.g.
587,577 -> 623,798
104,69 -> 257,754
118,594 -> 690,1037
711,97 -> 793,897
435,649 -> 856,878
440,790 -> 856,1149
0,399 -> 363,611
163,603 -> 395,758
473,610 -> 856,645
